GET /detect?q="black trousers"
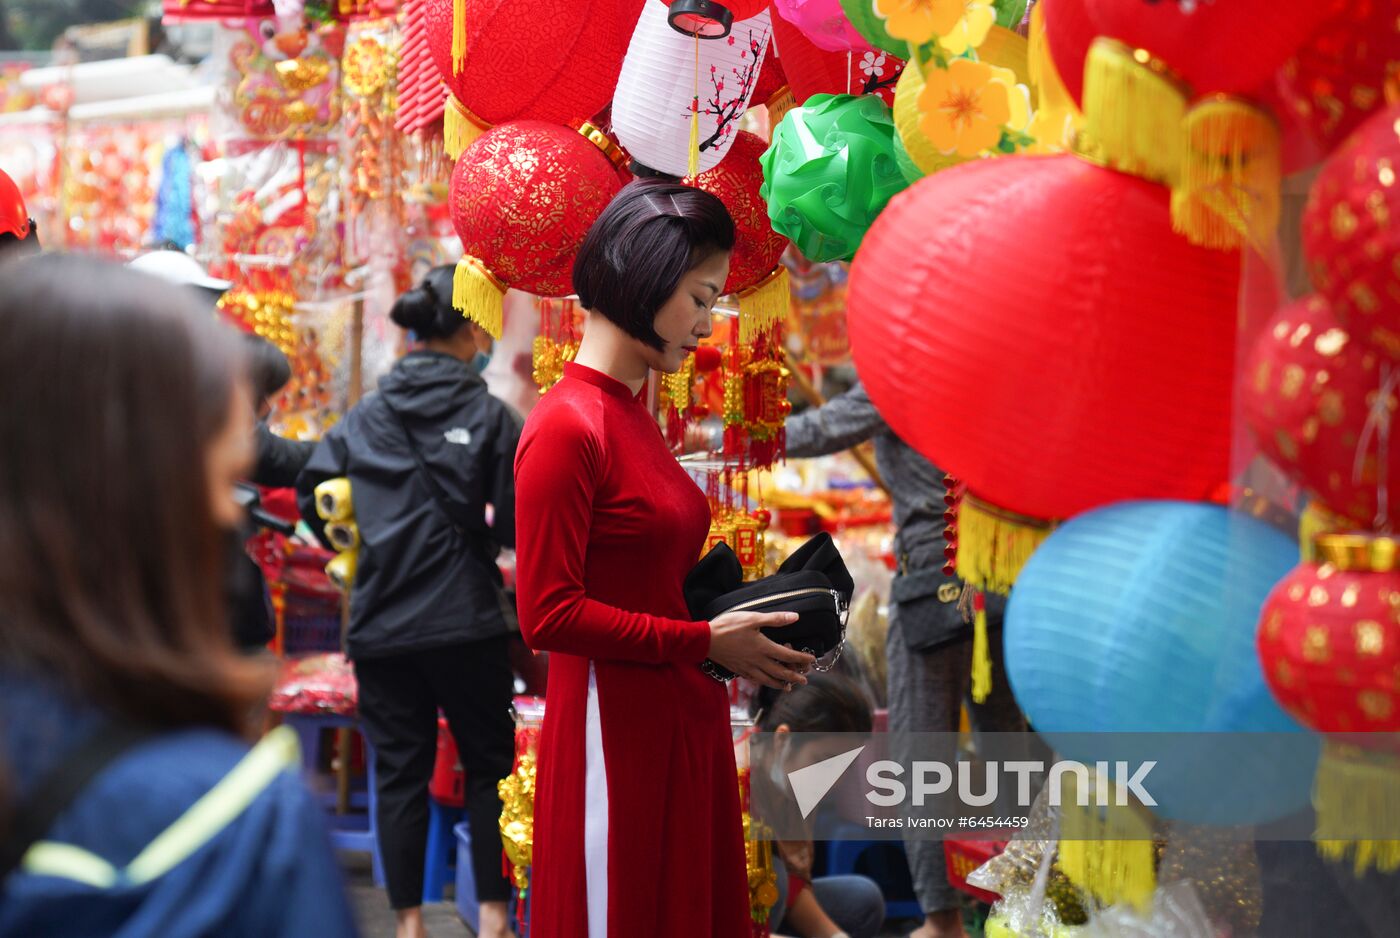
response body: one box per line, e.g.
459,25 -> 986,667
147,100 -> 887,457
354,637 -> 515,909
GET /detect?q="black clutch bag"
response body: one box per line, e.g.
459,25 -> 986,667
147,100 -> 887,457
684,532 -> 855,682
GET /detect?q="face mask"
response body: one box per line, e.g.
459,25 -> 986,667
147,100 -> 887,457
471,350 -> 492,374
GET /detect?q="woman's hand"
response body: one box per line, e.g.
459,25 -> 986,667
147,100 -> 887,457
708,611 -> 816,689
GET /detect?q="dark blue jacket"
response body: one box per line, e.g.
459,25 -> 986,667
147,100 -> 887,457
0,674 -> 358,938
296,351 -> 522,659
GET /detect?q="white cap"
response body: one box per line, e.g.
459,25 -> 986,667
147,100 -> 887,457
128,250 -> 232,295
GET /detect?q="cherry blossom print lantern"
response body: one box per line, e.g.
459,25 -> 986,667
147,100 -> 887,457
613,1 -> 773,177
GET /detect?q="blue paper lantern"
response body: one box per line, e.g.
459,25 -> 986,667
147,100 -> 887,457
1005,500 -> 1320,825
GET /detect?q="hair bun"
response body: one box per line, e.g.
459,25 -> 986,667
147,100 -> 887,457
389,286 -> 437,333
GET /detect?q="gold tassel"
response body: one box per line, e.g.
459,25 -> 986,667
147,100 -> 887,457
1299,502 -> 1349,563
1058,770 -> 1157,914
955,494 -> 1056,595
1172,96 -> 1281,251
326,549 -> 359,593
1314,742 -> 1400,875
689,29 -> 701,179
451,0 -> 467,75
453,255 -> 506,339
737,267 -> 790,343
444,96 -> 488,160
970,591 -> 992,704
1078,38 -> 1188,187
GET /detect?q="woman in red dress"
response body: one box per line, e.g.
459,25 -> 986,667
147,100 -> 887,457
514,180 -> 816,938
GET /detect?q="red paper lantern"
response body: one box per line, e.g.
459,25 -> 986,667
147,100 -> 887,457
424,0 -> 644,149
1278,0 -> 1400,156
1258,538 -> 1400,737
771,9 -> 902,106
847,154 -> 1239,520
1302,103 -> 1400,356
450,121 -> 628,336
1243,293 -> 1400,530
662,0 -> 769,38
689,131 -> 786,294
1043,0 -> 1335,105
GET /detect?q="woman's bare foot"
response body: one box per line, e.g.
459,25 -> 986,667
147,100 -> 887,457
907,908 -> 967,938
475,900 -> 517,938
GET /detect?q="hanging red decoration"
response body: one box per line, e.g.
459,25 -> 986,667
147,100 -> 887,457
1259,537 -> 1400,737
687,130 -> 790,338
1278,0 -> 1400,156
449,121 -> 629,338
1043,0 -> 1335,106
1243,293 -> 1400,530
423,0 -> 645,157
662,0 -> 769,39
1302,102 -> 1400,358
846,153 -> 1240,521
771,10 -> 902,106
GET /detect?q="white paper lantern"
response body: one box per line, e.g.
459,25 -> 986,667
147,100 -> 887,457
612,3 -> 772,178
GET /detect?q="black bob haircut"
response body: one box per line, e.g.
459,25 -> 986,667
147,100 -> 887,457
572,179 -> 735,351
390,264 -> 467,341
243,332 -> 292,404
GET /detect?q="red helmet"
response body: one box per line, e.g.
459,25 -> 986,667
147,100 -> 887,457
1,168 -> 33,241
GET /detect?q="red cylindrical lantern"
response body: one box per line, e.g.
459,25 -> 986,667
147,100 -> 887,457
1243,293 -> 1399,530
689,131 -> 787,293
771,9 -> 902,106
689,130 -> 790,339
1256,532 -> 1400,874
1259,536 -> 1400,737
1278,0 -> 1400,156
424,0 -> 644,156
450,121 -> 629,337
1301,102 -> 1400,354
1043,0 -> 1336,105
847,153 -> 1240,521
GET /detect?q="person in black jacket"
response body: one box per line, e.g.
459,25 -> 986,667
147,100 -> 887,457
297,265 -> 521,938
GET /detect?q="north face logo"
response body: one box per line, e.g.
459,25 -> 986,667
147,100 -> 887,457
444,428 -> 472,445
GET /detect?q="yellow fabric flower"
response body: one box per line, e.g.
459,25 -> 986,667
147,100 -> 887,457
936,0 -> 996,55
875,0 -> 964,47
988,64 -> 1032,132
917,58 -> 1011,157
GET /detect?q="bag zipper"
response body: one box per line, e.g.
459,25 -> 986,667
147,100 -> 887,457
719,587 -> 840,616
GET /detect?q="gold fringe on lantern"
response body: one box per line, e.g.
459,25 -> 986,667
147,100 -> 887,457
451,0 -> 467,75
1173,96 -> 1281,251
1314,742 -> 1400,875
971,594 -> 992,704
737,266 -> 790,343
1026,0 -> 1082,152
1058,771 -> 1158,914
453,255 -> 506,339
1077,38 -> 1188,187
444,95 -> 490,160
955,494 -> 1057,595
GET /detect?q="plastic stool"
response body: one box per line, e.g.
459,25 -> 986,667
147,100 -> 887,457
423,799 -> 463,903
819,822 -> 924,922
454,824 -> 528,935
283,712 -> 384,887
